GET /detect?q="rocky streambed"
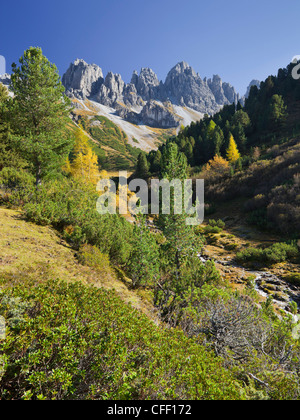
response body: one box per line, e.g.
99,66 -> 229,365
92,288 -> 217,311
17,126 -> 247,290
255,271 -> 300,309
199,253 -> 300,314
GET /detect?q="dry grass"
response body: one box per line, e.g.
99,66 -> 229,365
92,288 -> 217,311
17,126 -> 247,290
0,208 -> 158,323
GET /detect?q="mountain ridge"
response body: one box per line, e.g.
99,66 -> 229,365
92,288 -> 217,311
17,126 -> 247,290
0,64 -> 261,157
62,59 -> 244,129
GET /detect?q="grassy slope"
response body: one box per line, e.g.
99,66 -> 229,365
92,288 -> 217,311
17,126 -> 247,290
0,207 -> 158,323
71,100 -> 176,172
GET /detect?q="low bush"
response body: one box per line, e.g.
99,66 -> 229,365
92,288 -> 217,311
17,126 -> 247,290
204,219 -> 226,234
236,242 -> 299,266
0,279 -> 242,400
0,167 -> 35,205
77,244 -> 114,279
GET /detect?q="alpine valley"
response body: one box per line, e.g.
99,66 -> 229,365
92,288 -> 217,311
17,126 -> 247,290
0,61 -> 259,170
1,47 -> 300,402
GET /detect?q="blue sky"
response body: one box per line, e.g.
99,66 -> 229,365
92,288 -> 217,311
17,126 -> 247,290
1,0 -> 300,95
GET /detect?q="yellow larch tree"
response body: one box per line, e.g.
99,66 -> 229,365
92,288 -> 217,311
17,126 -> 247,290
226,135 -> 240,163
205,154 -> 230,173
64,128 -> 101,185
203,154 -> 230,180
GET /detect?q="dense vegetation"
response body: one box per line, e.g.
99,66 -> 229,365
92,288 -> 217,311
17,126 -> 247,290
0,278 -> 242,400
0,48 -> 300,400
144,60 -> 300,237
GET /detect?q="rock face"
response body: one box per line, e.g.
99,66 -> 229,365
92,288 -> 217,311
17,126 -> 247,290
0,73 -> 11,88
206,75 -> 239,106
245,79 -> 261,99
62,59 -> 241,128
239,80 -> 261,106
164,62 -> 219,114
140,101 -> 179,128
62,59 -> 104,99
132,67 -> 160,101
96,72 -> 124,106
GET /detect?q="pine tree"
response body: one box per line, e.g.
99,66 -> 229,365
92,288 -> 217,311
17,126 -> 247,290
10,47 -> 74,186
136,152 -> 150,179
151,149 -> 162,174
129,214 -> 160,288
206,120 -> 217,139
161,142 -> 187,181
212,129 -> 223,156
226,134 -> 240,163
155,142 -> 204,319
0,84 -> 25,170
233,123 -> 247,153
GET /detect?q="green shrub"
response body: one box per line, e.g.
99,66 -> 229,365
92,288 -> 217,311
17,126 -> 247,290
208,219 -> 226,229
78,244 -> 114,279
204,225 -> 223,234
0,167 -> 35,205
0,279 -> 242,400
203,220 -> 225,235
236,242 -> 299,266
225,243 -> 239,251
23,179 -> 134,265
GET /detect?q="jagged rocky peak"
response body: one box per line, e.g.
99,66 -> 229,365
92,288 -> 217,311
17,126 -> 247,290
131,67 -> 160,101
245,79 -> 261,98
0,73 -> 11,87
103,71 -> 124,93
137,68 -> 159,87
62,59 -> 241,128
165,61 -> 198,89
223,81 -> 239,104
62,59 -> 104,99
131,70 -> 139,86
207,75 -> 239,105
170,61 -> 196,76
207,75 -> 227,105
164,61 -> 219,114
96,71 -> 125,106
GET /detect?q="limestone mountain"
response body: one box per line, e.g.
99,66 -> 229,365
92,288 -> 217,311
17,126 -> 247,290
239,79 -> 261,106
0,73 -> 11,88
62,59 -> 241,131
245,79 -> 261,98
62,59 -> 104,99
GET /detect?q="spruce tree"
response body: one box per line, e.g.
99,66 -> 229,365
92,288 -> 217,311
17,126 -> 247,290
10,47 -> 74,186
161,142 -> 187,181
268,94 -> 288,128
